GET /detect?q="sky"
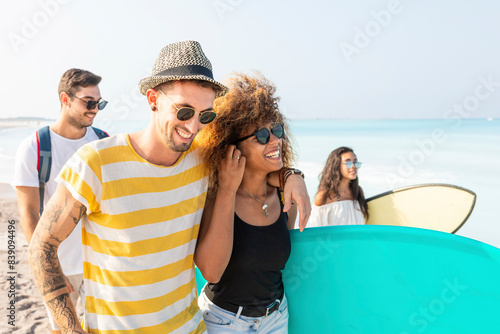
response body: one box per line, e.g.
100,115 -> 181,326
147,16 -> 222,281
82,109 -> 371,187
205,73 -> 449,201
1,0 -> 500,121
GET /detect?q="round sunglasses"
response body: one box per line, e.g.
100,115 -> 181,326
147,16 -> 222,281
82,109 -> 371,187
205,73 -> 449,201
236,123 -> 284,145
342,161 -> 362,169
71,95 -> 108,111
158,89 -> 217,124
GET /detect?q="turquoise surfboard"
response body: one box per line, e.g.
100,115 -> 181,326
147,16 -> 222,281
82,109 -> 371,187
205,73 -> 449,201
196,226 -> 500,333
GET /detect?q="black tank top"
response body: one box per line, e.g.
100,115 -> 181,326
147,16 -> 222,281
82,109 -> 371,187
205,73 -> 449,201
208,190 -> 291,308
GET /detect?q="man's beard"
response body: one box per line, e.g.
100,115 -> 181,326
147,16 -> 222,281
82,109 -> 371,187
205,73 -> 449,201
68,115 -> 91,129
166,130 -> 193,152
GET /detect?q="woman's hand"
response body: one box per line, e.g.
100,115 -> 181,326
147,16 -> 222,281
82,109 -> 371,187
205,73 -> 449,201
218,145 -> 246,194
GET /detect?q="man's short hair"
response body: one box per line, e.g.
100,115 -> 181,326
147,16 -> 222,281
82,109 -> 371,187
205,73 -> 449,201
58,68 -> 102,97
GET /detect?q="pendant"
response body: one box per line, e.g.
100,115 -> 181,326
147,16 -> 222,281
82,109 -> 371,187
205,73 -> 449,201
262,204 -> 269,218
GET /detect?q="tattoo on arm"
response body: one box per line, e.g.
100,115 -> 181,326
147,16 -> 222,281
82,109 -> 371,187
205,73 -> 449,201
30,238 -> 81,332
43,198 -> 67,243
69,202 -> 86,225
42,196 -> 86,243
31,239 -> 66,295
46,294 -> 79,333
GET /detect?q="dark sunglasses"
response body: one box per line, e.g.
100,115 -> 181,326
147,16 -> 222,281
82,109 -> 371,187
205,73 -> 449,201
342,161 -> 362,169
236,123 -> 284,145
159,89 -> 217,124
72,95 -> 108,111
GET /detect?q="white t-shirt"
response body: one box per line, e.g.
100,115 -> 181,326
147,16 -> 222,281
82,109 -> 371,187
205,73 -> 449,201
309,200 -> 366,227
12,127 -> 100,275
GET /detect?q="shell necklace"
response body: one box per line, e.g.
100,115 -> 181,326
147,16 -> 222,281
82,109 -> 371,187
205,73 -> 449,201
241,186 -> 269,218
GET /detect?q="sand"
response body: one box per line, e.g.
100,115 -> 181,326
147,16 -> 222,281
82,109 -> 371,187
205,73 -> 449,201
0,183 -> 52,333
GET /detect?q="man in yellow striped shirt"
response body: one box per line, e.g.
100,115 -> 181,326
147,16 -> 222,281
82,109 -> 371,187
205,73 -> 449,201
29,41 -> 310,334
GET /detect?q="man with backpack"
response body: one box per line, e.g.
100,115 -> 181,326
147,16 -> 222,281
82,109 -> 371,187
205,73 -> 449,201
12,68 -> 108,334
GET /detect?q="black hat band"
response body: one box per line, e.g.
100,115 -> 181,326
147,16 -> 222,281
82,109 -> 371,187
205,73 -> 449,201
155,65 -> 214,80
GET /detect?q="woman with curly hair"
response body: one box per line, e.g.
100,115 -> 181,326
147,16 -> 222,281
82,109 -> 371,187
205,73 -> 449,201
310,146 -> 368,226
194,73 -> 298,333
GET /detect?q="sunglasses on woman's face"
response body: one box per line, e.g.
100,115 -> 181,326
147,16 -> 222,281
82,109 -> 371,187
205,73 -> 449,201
72,95 -> 108,110
236,123 -> 284,145
342,161 -> 362,169
159,89 -> 218,124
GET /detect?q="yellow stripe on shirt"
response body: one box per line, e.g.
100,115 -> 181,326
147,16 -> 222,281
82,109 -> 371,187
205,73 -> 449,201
102,163 -> 206,200
76,144 -> 103,181
82,224 -> 199,258
85,277 -> 196,316
98,144 -> 146,166
83,253 -> 194,287
85,193 -> 206,230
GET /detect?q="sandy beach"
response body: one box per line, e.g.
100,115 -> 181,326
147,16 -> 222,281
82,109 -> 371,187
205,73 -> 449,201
0,182 -> 52,333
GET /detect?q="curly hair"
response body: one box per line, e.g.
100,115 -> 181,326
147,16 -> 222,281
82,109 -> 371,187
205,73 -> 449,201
197,72 -> 296,195
317,146 -> 369,219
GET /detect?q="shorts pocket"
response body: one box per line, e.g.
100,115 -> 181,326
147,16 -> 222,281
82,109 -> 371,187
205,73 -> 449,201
203,309 -> 232,326
277,297 -> 289,318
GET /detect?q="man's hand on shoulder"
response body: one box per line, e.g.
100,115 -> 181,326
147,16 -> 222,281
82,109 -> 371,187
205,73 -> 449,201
282,174 -> 311,231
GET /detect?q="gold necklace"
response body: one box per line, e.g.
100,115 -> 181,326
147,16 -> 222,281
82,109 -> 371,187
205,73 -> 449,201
241,187 -> 269,218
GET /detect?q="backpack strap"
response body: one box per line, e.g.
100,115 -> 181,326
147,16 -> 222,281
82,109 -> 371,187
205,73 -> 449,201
92,127 -> 109,139
36,126 -> 52,215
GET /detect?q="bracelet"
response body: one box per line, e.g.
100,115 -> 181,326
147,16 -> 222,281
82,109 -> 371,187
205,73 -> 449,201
279,167 -> 292,192
279,167 -> 304,192
284,169 -> 304,184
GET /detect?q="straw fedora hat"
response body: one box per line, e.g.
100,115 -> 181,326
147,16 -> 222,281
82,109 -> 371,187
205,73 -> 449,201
138,40 -> 228,97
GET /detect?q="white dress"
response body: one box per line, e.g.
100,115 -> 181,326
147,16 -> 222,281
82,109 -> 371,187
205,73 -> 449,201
309,200 -> 365,227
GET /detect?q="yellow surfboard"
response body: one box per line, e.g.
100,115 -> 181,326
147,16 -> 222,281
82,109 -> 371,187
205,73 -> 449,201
365,183 -> 476,233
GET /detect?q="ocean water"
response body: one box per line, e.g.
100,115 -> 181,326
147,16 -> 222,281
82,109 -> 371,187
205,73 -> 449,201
1,118 -> 498,247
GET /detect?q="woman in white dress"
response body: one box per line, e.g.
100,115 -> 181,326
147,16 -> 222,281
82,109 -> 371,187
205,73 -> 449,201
310,146 -> 368,226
